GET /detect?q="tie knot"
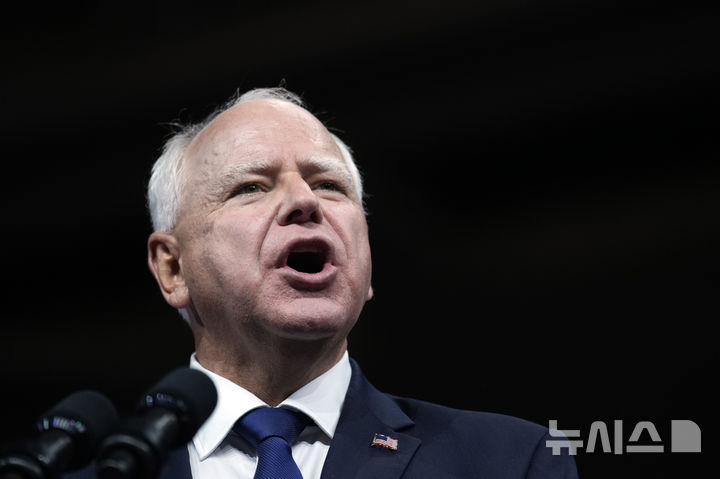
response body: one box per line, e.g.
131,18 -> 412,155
234,407 -> 309,447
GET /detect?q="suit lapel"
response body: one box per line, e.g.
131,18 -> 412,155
150,359 -> 420,479
320,359 -> 421,479
157,445 -> 192,479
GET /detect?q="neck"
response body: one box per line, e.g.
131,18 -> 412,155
193,330 -> 347,406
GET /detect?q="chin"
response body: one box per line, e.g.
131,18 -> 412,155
266,302 -> 356,341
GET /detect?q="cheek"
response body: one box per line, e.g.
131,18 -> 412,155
186,217 -> 265,287
349,212 -> 371,253
337,208 -> 372,269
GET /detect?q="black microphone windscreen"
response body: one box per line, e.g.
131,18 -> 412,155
139,368 -> 217,443
36,390 -> 118,468
96,368 -> 217,479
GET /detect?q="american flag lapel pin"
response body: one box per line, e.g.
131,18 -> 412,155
371,433 -> 399,451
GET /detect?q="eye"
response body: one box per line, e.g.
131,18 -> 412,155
230,182 -> 264,196
315,181 -> 346,193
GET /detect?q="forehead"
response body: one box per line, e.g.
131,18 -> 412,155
184,99 -> 345,177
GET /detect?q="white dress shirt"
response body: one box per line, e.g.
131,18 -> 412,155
187,351 -> 352,479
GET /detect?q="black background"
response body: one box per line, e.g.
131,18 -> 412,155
1,1 -> 716,477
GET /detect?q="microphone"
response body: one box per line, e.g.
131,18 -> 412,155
0,390 -> 118,479
96,367 -> 217,479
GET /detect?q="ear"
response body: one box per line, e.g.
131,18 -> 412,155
147,232 -> 191,309
366,284 -> 374,301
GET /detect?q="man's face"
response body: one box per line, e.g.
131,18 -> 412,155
171,99 -> 372,343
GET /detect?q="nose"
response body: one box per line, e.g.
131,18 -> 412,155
277,174 -> 323,225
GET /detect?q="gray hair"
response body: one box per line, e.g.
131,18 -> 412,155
147,87 -> 364,234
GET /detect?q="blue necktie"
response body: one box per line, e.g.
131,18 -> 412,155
234,407 -> 309,479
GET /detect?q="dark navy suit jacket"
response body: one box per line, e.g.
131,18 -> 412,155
67,358 -> 578,478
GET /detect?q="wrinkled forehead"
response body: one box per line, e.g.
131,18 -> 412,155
184,99 -> 344,177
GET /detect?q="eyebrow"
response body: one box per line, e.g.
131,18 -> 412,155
206,159 -> 272,201
210,156 -> 355,198
301,156 -> 354,187
218,159 -> 276,186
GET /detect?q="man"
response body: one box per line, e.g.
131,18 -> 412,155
81,87 -> 579,478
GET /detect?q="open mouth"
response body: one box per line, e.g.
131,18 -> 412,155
287,251 -> 326,273
284,242 -> 330,274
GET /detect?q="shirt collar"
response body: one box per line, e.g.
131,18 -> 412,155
189,350 -> 351,460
